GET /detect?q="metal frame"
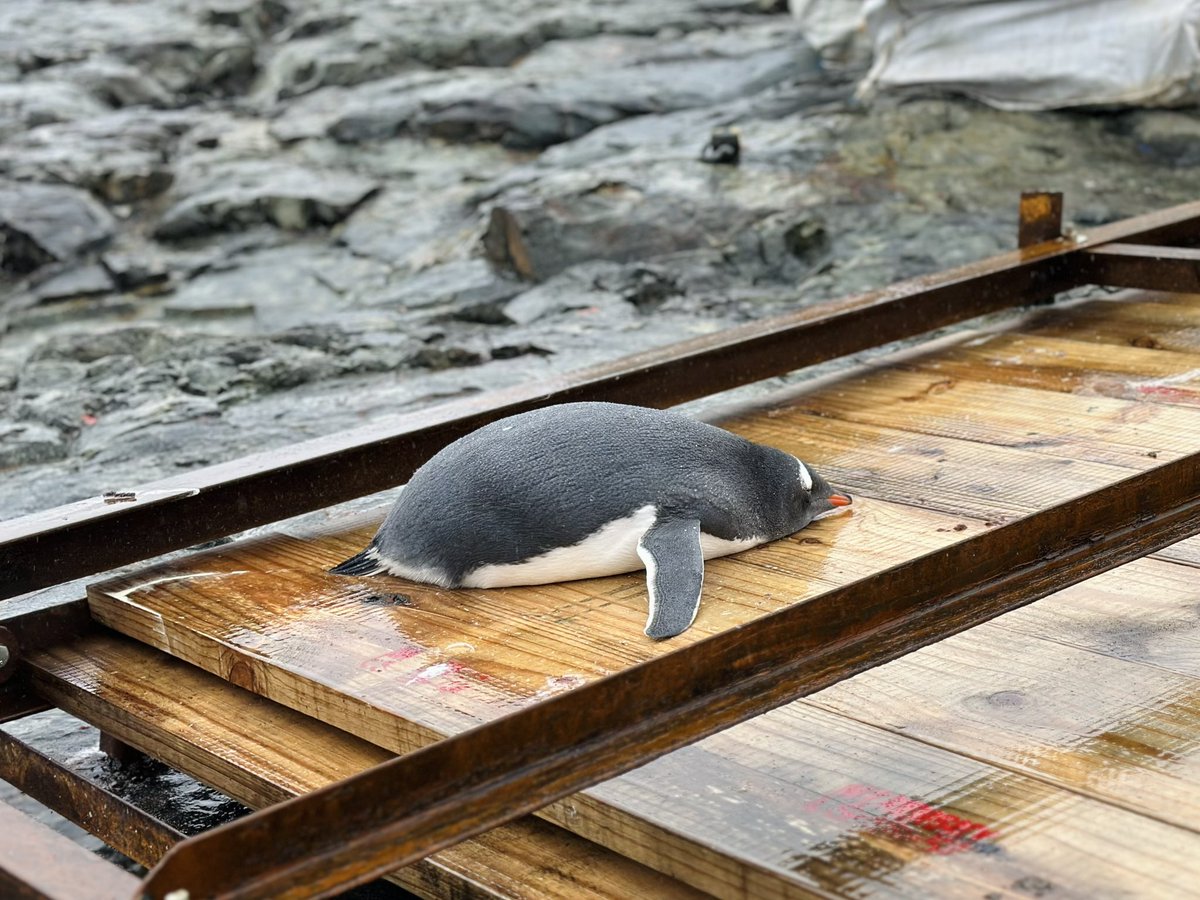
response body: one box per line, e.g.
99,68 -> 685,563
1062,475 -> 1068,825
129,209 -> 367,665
2,194 -> 1199,899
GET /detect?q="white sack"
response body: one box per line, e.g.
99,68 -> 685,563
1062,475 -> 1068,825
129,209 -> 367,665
859,0 -> 1200,109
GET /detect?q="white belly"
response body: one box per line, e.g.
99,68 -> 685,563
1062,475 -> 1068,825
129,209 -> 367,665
462,504 -> 762,588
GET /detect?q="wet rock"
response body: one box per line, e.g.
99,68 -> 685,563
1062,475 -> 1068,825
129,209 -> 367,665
489,341 -> 554,360
204,0 -> 292,40
102,251 -> 172,292
337,186 -> 482,271
15,358 -> 87,393
75,394 -> 224,463
30,325 -> 173,364
0,181 -> 116,275
256,0 -> 776,100
0,110 -> 181,202
0,420 -> 67,467
307,27 -> 813,150
371,259 -> 524,316
154,162 -> 379,239
32,264 -> 115,303
408,343 -> 486,370
0,81 -> 109,140
483,176 -> 763,282
0,0 -> 261,101
593,264 -> 685,312
12,388 -> 91,436
497,261 -> 645,325
1125,111 -> 1200,167
164,245 -> 389,326
727,212 -> 831,280
38,56 -> 176,108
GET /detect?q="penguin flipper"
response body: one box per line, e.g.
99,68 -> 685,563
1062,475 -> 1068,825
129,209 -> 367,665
637,517 -> 704,640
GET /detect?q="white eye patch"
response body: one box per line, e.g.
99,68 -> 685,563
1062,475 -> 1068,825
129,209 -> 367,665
794,456 -> 813,491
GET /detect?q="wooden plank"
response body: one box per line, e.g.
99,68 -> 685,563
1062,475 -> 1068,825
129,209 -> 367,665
32,635 -> 1200,900
25,632 -> 707,900
809,557 -> 1200,833
719,389 -> 1200,568
897,332 -> 1200,407
1024,298 -> 1200,353
780,367 -> 1200,468
985,556 -> 1200,679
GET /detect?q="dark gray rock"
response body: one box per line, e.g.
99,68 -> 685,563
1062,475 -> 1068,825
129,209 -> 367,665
0,420 -> 67,467
32,264 -> 115,303
102,251 -> 172,292
163,245 -> 389,326
497,261 -> 645,325
0,82 -> 109,141
482,175 -> 765,282
30,325 -> 174,364
1125,111 -> 1200,167
0,181 -> 116,275
0,0 -> 263,102
37,56 -> 176,108
369,259 -> 524,316
0,111 -> 189,203
256,0 -> 780,100
336,186 -> 482,271
154,162 -> 379,239
307,26 -> 814,150
15,358 -> 87,393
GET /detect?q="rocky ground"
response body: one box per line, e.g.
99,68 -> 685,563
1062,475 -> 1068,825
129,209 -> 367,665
2,0 -> 1200,884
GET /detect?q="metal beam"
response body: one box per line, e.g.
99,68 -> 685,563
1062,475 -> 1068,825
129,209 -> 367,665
5,199 -> 1200,600
139,449 -> 1200,900
0,730 -> 182,868
1081,243 -> 1200,293
0,800 -> 140,900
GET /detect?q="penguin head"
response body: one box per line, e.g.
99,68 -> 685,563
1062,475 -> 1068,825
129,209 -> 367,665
792,457 -> 853,526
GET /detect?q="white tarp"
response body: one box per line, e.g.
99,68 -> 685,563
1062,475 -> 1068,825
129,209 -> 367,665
793,0 -> 1200,109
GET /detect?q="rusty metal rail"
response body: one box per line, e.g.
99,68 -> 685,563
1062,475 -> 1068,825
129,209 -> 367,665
1,193 -> 1199,899
0,730 -> 182,868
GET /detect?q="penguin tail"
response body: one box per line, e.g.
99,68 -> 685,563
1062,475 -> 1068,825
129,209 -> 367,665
330,544 -> 386,576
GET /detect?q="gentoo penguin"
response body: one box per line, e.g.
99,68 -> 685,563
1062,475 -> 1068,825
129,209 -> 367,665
331,402 -> 852,639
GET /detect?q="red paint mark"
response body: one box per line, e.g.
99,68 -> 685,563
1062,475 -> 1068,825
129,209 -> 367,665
1137,384 -> 1198,403
358,645 -> 421,672
360,648 -> 490,694
804,784 -> 997,854
82,413 -> 98,426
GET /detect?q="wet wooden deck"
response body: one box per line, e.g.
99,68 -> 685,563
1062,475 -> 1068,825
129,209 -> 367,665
73,287 -> 1200,898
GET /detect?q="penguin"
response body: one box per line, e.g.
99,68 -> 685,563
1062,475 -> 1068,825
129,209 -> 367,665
331,402 -> 852,639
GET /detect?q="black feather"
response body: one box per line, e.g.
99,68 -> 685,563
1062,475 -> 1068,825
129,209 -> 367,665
329,546 -> 384,576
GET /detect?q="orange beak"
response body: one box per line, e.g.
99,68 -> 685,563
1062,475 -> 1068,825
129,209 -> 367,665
828,493 -> 853,507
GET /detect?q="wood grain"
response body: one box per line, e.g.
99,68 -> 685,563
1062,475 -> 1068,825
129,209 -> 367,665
809,557 -> 1200,833
83,287 -> 1200,898
779,367 -> 1199,468
1024,297 -> 1200,353
26,632 -> 707,900
34,633 -> 1200,899
898,332 -> 1200,407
